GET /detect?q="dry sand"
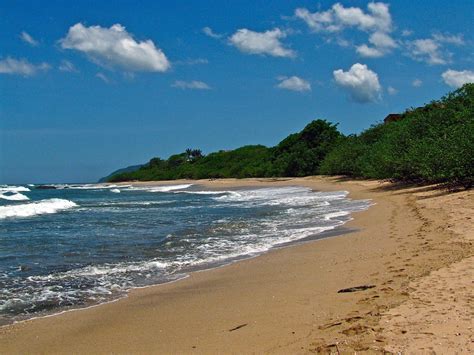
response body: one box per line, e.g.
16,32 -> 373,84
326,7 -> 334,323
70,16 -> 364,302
0,176 -> 472,354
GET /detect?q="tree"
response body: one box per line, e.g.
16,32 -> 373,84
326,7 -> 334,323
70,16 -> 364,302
191,149 -> 203,160
185,148 -> 193,161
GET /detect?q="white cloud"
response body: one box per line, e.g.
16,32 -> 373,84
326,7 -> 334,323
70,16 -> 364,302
296,3 -> 395,58
401,29 -> 413,37
202,27 -> 223,39
0,57 -> 49,76
20,31 -> 39,46
406,38 -> 448,65
60,23 -> 170,72
276,76 -> 311,92
172,80 -> 211,90
356,44 -> 384,58
442,69 -> 474,88
333,63 -> 381,103
405,32 -> 465,65
96,72 -> 111,83
432,33 -> 465,46
369,31 -> 397,48
387,86 -> 398,95
228,28 -> 295,58
412,78 -> 422,87
295,2 -> 392,33
335,37 -> 351,47
357,31 -> 397,58
59,60 -> 78,72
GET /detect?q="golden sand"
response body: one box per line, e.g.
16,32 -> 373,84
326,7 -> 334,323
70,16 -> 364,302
0,177 -> 472,353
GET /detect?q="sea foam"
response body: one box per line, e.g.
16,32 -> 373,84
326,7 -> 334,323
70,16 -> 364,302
0,192 -> 30,201
0,198 -> 77,219
127,184 -> 193,193
0,186 -> 30,193
0,184 -> 371,324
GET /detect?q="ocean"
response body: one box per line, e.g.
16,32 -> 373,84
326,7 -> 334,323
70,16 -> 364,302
0,183 -> 370,325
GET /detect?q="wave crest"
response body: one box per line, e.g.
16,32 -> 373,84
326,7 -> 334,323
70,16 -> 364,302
0,198 -> 77,219
0,186 -> 30,193
127,184 -> 193,193
0,192 -> 30,201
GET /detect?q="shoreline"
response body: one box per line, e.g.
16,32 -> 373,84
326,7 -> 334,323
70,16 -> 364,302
0,176 -> 472,353
0,182 -> 363,328
0,223 -> 358,329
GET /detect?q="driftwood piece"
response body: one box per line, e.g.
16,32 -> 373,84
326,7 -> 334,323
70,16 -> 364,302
337,285 -> 375,293
229,323 -> 248,332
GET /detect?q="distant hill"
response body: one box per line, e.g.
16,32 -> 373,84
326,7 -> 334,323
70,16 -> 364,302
98,164 -> 143,183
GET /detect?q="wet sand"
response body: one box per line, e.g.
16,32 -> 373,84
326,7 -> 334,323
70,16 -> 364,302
0,176 -> 472,353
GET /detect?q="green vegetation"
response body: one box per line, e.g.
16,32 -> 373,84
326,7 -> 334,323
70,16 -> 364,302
320,84 -> 474,187
108,84 -> 473,188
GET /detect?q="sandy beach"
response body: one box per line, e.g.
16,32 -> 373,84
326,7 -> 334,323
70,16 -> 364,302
0,176 -> 472,353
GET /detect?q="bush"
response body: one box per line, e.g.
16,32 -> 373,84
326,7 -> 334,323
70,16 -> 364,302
320,83 -> 474,187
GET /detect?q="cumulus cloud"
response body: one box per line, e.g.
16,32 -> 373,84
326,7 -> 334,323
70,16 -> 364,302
20,31 -> 39,46
172,80 -> 211,90
412,78 -> 423,87
406,38 -> 448,65
296,2 -> 396,58
276,76 -> 311,92
401,29 -> 413,37
228,28 -> 295,58
202,27 -> 223,39
0,57 -> 50,76
295,2 -> 392,33
405,32 -> 466,65
60,23 -> 170,72
59,60 -> 78,72
356,31 -> 397,57
432,33 -> 465,46
441,69 -> 474,88
356,44 -> 384,58
387,86 -> 398,95
333,63 -> 381,103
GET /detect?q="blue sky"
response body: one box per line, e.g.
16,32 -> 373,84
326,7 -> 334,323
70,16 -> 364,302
1,0 -> 473,183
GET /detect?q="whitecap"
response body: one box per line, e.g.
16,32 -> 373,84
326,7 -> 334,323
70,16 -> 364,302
174,190 -> 239,196
127,184 -> 193,193
0,186 -> 30,193
110,189 -> 121,193
0,192 -> 30,201
324,211 -> 350,220
0,198 -> 78,219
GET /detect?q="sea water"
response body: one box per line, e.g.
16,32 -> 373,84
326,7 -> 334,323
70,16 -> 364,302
0,183 -> 370,325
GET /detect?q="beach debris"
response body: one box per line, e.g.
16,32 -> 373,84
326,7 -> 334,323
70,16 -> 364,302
228,323 -> 248,332
319,321 -> 342,329
337,285 -> 376,293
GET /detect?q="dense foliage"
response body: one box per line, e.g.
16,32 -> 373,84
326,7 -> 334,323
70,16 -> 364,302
320,84 -> 474,187
108,84 -> 473,188
111,145 -> 274,180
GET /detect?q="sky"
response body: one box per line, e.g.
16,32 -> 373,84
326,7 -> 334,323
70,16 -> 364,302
1,0 -> 473,183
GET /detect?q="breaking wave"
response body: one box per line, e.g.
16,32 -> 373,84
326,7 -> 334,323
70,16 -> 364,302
0,199 -> 77,219
0,184 -> 371,324
0,186 -> 30,193
0,192 -> 30,201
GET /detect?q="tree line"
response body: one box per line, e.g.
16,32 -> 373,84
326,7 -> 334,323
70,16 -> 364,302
108,84 -> 473,188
